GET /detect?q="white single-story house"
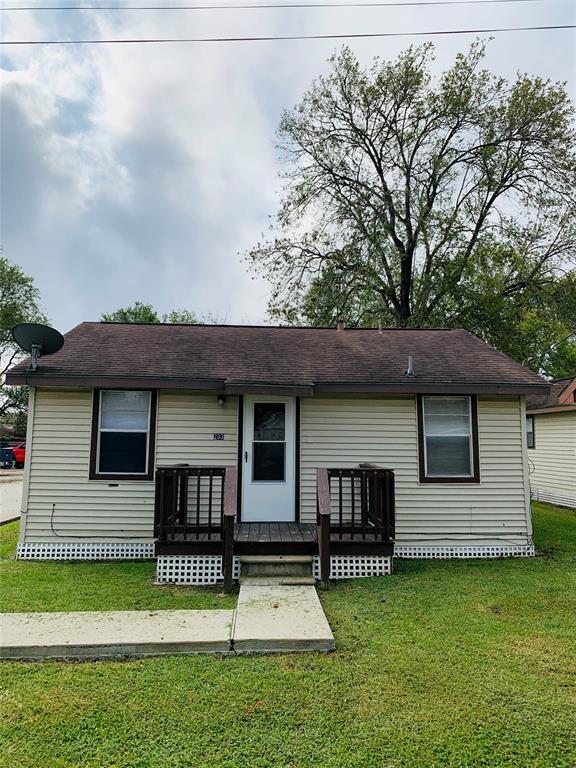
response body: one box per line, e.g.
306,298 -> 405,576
6,322 -> 549,588
526,376 -> 576,509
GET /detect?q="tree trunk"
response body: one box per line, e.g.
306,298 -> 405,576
398,255 -> 412,326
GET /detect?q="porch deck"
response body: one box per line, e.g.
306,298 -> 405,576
154,464 -> 395,588
155,522 -> 393,556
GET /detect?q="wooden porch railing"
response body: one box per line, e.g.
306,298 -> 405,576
316,465 -> 395,588
316,467 -> 332,589
222,466 -> 237,592
156,464 -> 393,591
154,465 -> 238,592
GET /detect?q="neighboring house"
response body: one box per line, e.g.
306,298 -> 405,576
6,322 -> 548,587
526,377 -> 576,509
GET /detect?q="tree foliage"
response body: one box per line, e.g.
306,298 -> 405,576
0,255 -> 47,424
246,42 -> 576,376
102,302 -> 198,324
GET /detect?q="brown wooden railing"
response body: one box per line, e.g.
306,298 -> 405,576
154,465 -> 237,592
222,466 -> 237,592
316,468 -> 332,589
316,465 -> 395,588
154,465 -> 226,541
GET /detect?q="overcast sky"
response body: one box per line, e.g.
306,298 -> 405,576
1,0 -> 575,333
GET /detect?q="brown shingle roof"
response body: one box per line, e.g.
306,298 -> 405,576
6,322 -> 549,395
527,377 -> 576,411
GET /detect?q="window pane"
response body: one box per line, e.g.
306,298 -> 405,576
426,436 -> 471,476
99,432 -> 147,474
424,414 -> 471,436
423,396 -> 470,416
253,403 -> 285,442
253,441 -> 285,481
526,417 -> 534,448
423,397 -> 471,436
101,391 -> 150,430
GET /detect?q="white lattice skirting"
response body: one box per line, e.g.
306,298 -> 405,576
16,542 -> 155,560
313,555 -> 392,579
394,543 -> 536,559
156,555 -> 241,585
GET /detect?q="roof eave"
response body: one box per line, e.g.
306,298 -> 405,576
527,404 -> 576,414
314,382 -> 548,395
5,372 -> 549,396
4,373 -> 224,391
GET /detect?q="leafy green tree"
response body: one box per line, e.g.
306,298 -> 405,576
246,42 -> 576,376
0,255 -> 47,422
1,388 -> 29,438
162,309 -> 198,324
102,302 -> 160,323
102,303 -> 199,324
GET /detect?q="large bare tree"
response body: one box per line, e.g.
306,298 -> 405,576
246,42 -> 576,375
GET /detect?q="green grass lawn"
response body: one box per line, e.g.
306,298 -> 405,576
1,502 -> 575,768
0,524 -> 236,614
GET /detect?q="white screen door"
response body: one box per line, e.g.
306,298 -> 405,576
241,396 -> 296,522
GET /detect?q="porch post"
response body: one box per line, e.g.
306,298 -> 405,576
222,466 -> 238,592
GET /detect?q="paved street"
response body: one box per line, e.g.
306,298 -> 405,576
0,471 -> 23,524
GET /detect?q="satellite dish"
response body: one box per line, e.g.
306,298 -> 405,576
12,323 -> 65,372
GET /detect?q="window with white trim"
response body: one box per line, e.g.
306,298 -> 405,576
420,395 -> 477,480
526,415 -> 535,449
96,391 -> 152,475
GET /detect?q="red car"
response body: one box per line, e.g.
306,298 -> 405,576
12,442 -> 26,469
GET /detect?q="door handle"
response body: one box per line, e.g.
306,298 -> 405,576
245,451 -> 248,463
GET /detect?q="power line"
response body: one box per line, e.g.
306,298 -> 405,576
2,23 -> 574,43
0,0 -> 558,11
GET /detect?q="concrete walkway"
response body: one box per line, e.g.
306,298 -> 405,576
233,584 -> 334,653
0,585 -> 335,659
1,610 -> 234,659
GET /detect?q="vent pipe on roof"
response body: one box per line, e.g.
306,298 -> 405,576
336,318 -> 345,331
378,321 -> 383,333
404,355 -> 415,377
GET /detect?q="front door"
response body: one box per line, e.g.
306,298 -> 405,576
241,396 -> 296,522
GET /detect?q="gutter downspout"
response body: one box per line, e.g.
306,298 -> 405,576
520,395 -> 534,546
18,386 -> 35,545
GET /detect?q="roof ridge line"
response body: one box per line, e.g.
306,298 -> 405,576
93,321 -> 460,331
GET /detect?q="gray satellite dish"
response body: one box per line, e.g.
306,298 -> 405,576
12,323 -> 65,372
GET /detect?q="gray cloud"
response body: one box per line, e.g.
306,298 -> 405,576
1,2 -> 574,331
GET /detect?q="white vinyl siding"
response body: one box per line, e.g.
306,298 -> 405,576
155,392 -> 238,467
21,389 -> 238,543
529,411 -> 576,508
22,388 -> 533,547
300,395 -> 532,546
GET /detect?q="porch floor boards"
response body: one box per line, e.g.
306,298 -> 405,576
155,522 -> 393,557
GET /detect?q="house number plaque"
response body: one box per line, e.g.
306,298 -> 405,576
213,433 -> 225,440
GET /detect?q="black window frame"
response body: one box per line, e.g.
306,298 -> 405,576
417,394 -> 480,484
526,415 -> 535,449
89,389 -> 157,481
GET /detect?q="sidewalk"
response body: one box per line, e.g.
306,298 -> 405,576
0,584 -> 335,659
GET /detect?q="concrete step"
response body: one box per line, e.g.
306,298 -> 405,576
240,556 -> 314,563
239,576 -> 317,586
232,584 -> 335,654
240,555 -> 314,579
